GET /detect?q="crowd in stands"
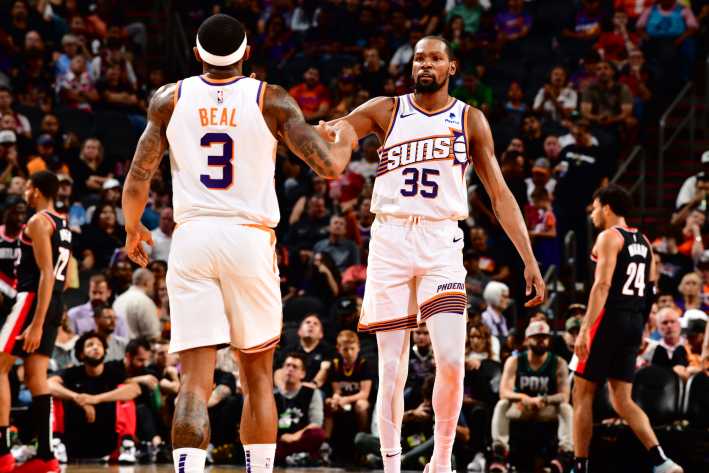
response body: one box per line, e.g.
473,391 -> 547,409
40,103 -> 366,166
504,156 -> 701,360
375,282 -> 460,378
1,0 -> 709,470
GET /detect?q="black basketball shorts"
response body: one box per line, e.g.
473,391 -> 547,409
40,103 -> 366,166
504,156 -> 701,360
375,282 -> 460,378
0,291 -> 64,358
572,309 -> 644,384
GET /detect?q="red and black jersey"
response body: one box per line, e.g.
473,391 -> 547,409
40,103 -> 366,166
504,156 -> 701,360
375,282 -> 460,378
0,225 -> 20,297
17,210 -> 72,293
591,226 -> 652,311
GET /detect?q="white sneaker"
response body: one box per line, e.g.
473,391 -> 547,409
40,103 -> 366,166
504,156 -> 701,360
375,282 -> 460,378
467,453 -> 486,472
118,440 -> 137,464
52,438 -> 68,464
205,444 -> 214,465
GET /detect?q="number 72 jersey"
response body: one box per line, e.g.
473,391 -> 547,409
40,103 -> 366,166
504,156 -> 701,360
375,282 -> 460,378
16,210 -> 72,293
591,226 -> 652,311
372,95 -> 471,220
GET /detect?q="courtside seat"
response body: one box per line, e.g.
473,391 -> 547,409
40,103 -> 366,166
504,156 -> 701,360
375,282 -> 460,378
631,365 -> 683,429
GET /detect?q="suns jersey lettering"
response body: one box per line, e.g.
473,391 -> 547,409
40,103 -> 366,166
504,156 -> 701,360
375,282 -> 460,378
373,95 -> 471,220
166,75 -> 279,226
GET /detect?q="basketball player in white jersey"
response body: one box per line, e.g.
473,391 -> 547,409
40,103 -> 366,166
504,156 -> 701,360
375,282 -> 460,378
121,15 -> 356,473
318,36 -> 545,473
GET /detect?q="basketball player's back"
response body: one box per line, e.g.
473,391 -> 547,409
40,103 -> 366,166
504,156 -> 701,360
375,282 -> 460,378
164,73 -> 283,355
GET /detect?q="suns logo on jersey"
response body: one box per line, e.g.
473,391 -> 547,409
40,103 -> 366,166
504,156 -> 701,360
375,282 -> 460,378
377,128 -> 469,179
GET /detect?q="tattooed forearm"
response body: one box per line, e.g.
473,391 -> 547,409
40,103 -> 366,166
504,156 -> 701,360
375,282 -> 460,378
547,393 -> 567,405
128,83 -> 175,182
173,392 -> 211,449
264,84 -> 343,178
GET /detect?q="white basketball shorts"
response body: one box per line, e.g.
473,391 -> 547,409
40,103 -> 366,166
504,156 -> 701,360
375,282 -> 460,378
359,215 -> 467,333
167,217 -> 282,354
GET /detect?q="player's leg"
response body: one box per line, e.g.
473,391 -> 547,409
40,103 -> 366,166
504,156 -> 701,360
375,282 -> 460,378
172,347 -> 217,473
571,376 -> 596,472
0,353 -> 17,472
22,353 -> 55,464
237,348 -> 278,473
426,312 -> 466,473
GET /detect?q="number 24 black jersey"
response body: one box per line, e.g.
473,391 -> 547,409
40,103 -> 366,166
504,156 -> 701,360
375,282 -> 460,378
591,226 -> 652,311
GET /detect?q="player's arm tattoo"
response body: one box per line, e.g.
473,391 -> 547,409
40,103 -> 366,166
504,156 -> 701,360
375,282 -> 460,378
263,84 -> 341,178
128,83 -> 175,182
547,358 -> 570,405
173,391 -> 211,449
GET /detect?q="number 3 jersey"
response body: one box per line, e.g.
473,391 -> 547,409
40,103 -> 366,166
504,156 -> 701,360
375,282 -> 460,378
591,226 -> 652,311
373,95 -> 471,220
167,75 -> 279,226
17,210 -> 72,293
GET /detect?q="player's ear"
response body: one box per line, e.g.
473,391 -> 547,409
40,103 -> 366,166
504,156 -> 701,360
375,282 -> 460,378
243,45 -> 250,62
450,60 -> 457,76
193,47 -> 202,63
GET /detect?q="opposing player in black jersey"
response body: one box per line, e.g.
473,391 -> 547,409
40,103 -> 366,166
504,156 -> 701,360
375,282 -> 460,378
569,185 -> 682,473
0,197 -> 26,317
0,171 -> 71,473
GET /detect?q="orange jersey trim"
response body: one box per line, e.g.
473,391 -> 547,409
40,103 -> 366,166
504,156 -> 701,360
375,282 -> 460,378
408,94 -> 455,115
174,80 -> 182,108
242,333 -> 281,353
258,81 -> 267,114
200,75 -> 244,84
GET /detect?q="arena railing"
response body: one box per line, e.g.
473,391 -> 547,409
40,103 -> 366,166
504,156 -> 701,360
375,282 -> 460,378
541,264 -> 559,334
658,82 -> 695,206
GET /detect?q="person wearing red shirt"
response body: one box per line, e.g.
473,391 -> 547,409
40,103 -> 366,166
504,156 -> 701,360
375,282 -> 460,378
596,9 -> 639,66
328,163 -> 365,205
288,67 -> 331,124
618,48 -> 652,121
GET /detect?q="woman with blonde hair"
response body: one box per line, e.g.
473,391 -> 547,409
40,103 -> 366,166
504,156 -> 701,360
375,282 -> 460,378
73,138 -> 114,198
676,272 -> 709,314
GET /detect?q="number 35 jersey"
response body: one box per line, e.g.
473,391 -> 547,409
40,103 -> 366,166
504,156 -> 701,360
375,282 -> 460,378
167,75 -> 279,226
373,95 -> 471,220
591,226 -> 652,311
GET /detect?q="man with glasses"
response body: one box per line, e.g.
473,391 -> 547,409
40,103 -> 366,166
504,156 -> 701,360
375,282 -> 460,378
553,120 -> 612,286
93,304 -> 127,362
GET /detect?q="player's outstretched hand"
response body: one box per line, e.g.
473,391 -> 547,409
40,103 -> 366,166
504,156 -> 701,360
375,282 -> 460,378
319,120 -> 358,149
523,265 -> 545,307
126,222 -> 154,268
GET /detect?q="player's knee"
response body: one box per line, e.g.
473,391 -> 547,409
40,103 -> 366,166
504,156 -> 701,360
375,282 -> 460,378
355,399 -> 370,412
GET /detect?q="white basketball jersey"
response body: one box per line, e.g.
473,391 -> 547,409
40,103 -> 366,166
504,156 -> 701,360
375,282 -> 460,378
166,75 -> 279,226
373,94 -> 471,220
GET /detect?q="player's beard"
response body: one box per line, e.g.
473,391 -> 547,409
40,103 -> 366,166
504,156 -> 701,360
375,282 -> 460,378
413,72 -> 448,94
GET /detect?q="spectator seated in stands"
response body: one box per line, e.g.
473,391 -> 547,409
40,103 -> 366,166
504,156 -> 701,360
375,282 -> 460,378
675,272 -> 709,314
287,193 -> 329,263
110,260 -> 133,297
521,112 -> 545,166
467,321 -> 500,362
528,187 -> 559,274
469,226 -> 511,282
274,353 -> 326,466
86,179 -> 125,226
140,182 -> 171,231
13,47 -> 53,113
56,54 -> 98,113
464,250 -> 491,314
48,331 -> 141,462
113,338 -> 172,462
676,151 -> 709,209
482,281 -> 511,337
355,374 -> 470,470
274,315 -> 337,389
563,0 -> 606,43
26,134 -> 70,175
654,224 -> 694,298
68,273 -> 129,337
596,9 -> 640,67
323,296 -> 370,344
142,207 -> 173,263
618,48 -> 652,122
71,138 -> 113,200
289,67 -> 331,125
357,47 -> 388,99
533,66 -> 577,126
93,304 -> 127,362
636,308 -> 701,382
446,0 -> 483,33
696,251 -> 709,297
542,135 -> 562,166
682,314 -> 707,369
90,21 -> 139,87
324,330 -> 372,439
569,50 -> 600,93
407,324 -> 435,390
96,60 -> 146,134
312,215 -> 360,275
328,164 -> 365,209
490,322 -> 573,473
75,202 -> 126,271
302,9 -> 341,65
0,131 -> 24,183
258,14 -> 295,64
389,29 -> 423,77
113,268 -> 160,341
495,0 -> 532,50
53,311 -> 79,372
206,368 -> 241,453
349,137 -> 380,181
525,158 -> 556,203
636,0 -> 698,82
146,339 -> 180,396
299,251 -> 341,308
0,87 -> 31,139
501,82 -> 526,127
552,304 -> 586,363
581,60 -> 636,157
55,34 -> 92,79
451,68 -> 491,117
667,206 -> 707,260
